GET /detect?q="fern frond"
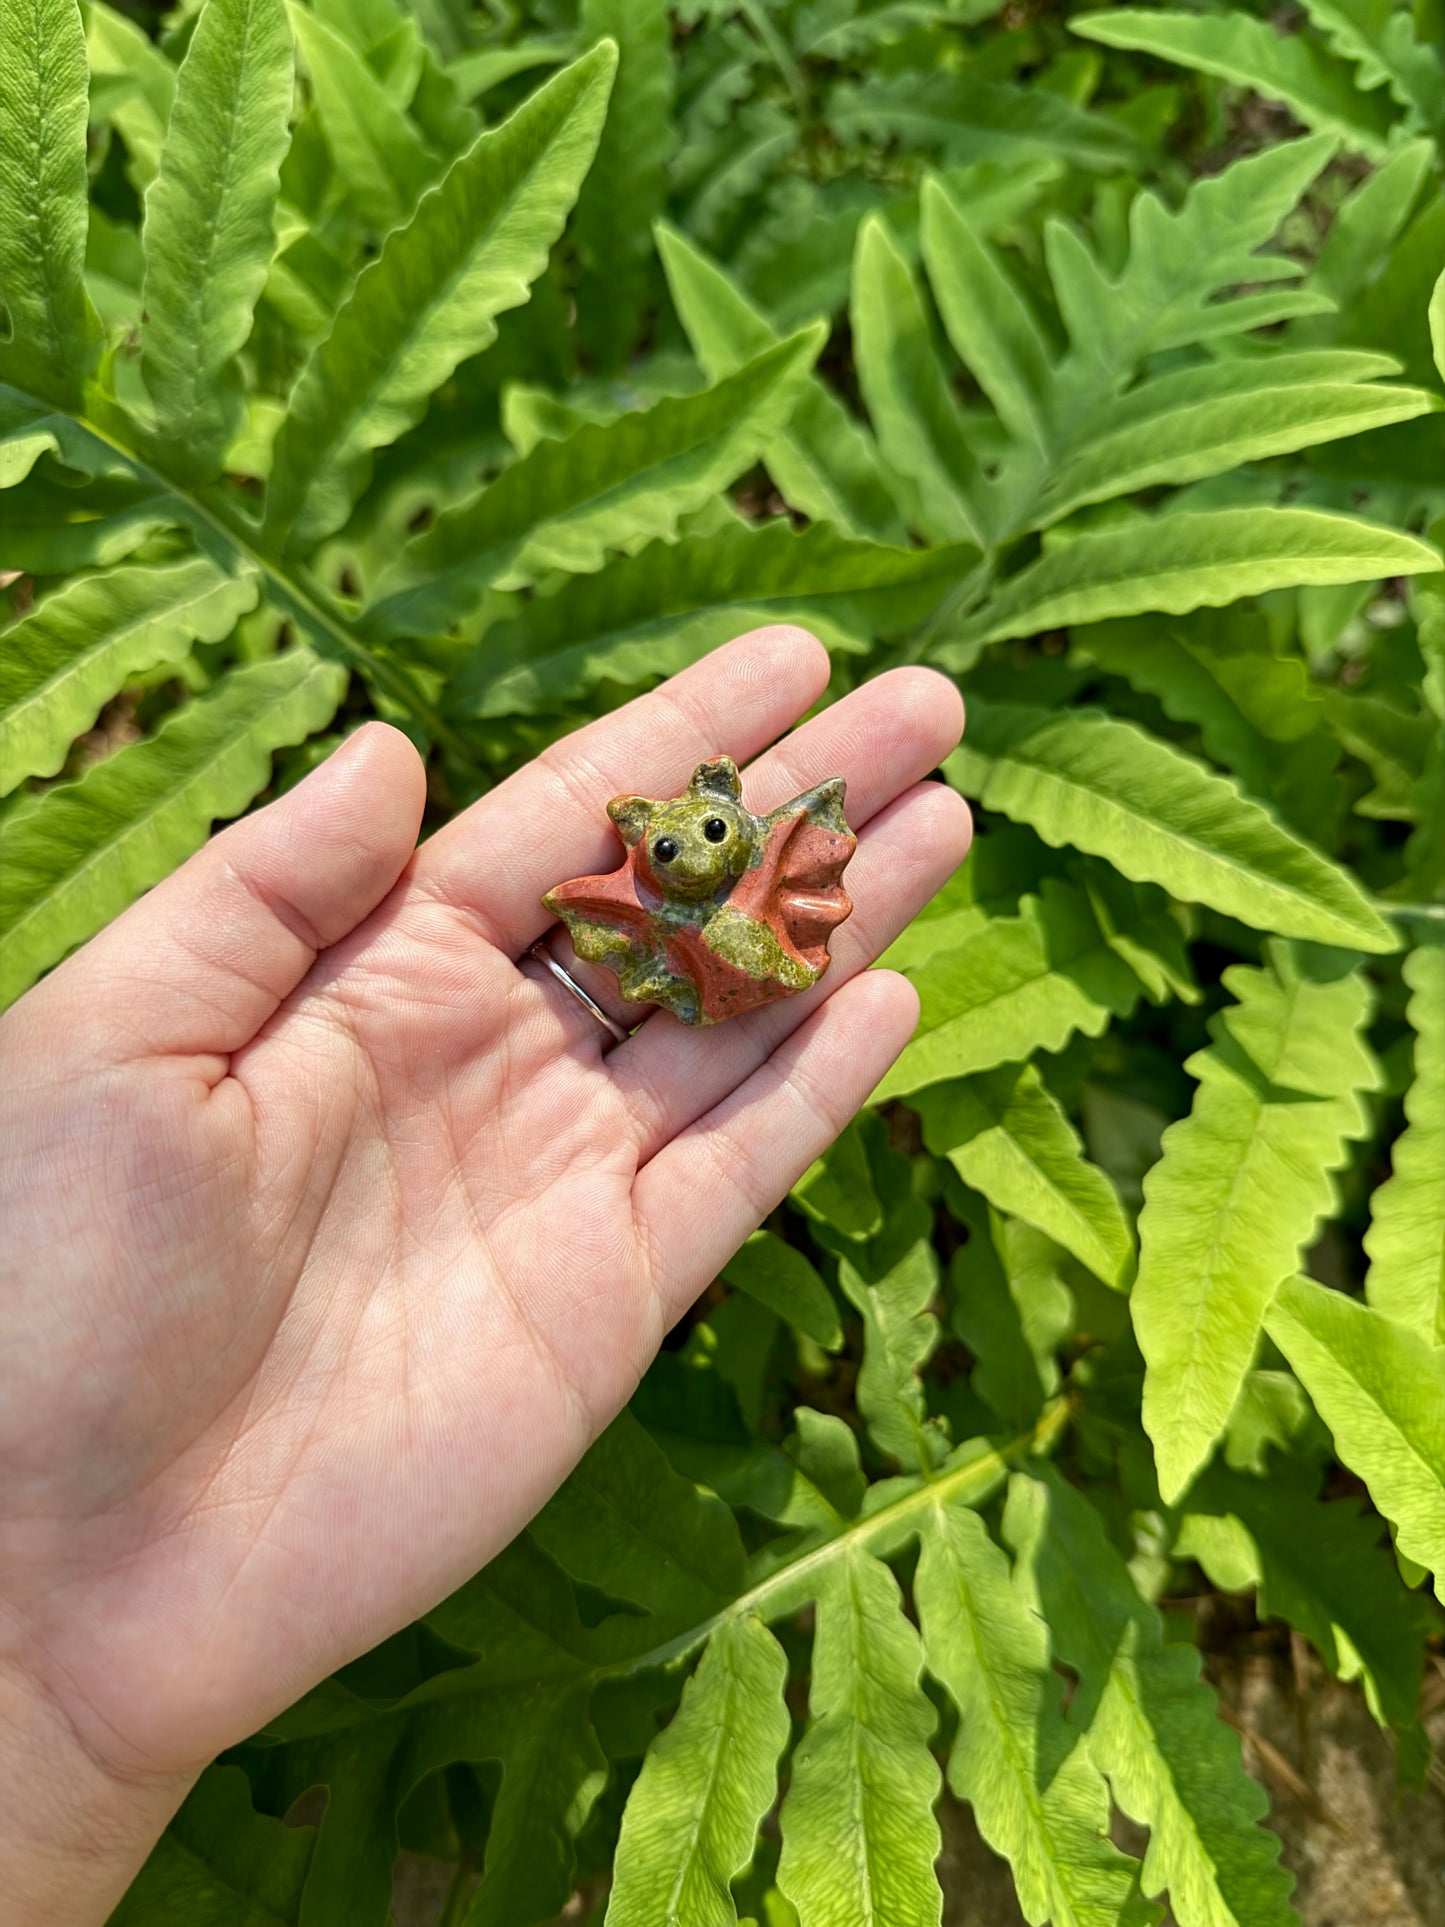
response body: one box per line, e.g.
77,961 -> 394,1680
0,0 -> 101,406
656,220 -> 907,542
1297,0 -> 1445,123
829,68 -> 1141,170
1007,1471 -> 1298,1927
447,519 -> 975,719
836,1197 -> 944,1473
609,1616 -> 789,1927
1072,11 -> 1397,156
916,1499 -> 1158,1927
915,1064 -> 1134,1289
852,214 -> 991,545
948,1197 -> 1073,1431
84,1 -> 176,193
263,42 -> 617,553
941,509 -> 1441,656
777,1543 -> 943,1926
722,1232 -> 843,1352
1076,611 -> 1337,832
110,1765 -> 314,1927
139,0 -> 294,481
1178,1464 -> 1436,1781
1034,355 -> 1437,530
529,1408 -> 746,1629
0,649 -> 346,1008
1135,945 -> 1381,1504
875,877 -> 1166,1102
0,557 -> 260,793
1266,1275 -> 1445,1599
573,0 -> 674,371
287,2 -> 440,233
366,330 -> 824,637
1364,943 -> 1445,1343
949,700 -> 1396,953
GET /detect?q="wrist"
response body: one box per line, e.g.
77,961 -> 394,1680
0,1656 -> 196,1925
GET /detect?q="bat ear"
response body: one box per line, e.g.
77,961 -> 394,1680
607,794 -> 653,846
689,755 -> 742,803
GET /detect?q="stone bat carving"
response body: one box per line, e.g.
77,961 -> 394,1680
543,754 -> 857,1026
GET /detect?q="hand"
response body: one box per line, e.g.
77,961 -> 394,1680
0,629 -> 968,1917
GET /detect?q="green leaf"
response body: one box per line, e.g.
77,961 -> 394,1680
0,557 -> 260,793
529,1408 -> 746,1627
1044,134 -> 1336,373
1177,1464 -> 1436,1782
1072,10 -> 1397,156
140,0 -> 294,482
949,700 -> 1396,953
722,1232 -> 843,1352
948,1200 -> 1073,1430
0,649 -> 347,1007
1135,945 -> 1381,1504
830,69 -> 1142,170
1325,687 -> 1434,819
1266,1275 -> 1445,1598
0,467 -> 177,574
836,1189 -> 945,1473
251,1662 -> 605,1927
1006,1470 -> 1298,1927
447,519 -> 975,718
1296,0 -> 1445,121
109,1764 -> 314,1927
944,509 -> 1441,656
0,0 -> 101,405
1033,354 -> 1437,528
85,0 -> 176,193
263,42 -> 617,553
914,1064 -> 1134,1288
919,172 -> 1055,455
287,2 -> 438,233
656,221 -> 906,543
1364,942 -> 1445,1343
851,213 -> 990,545
1076,610 -> 1337,831
607,1616 -> 789,1927
777,1543 -> 942,1927
573,0 -> 673,371
1308,140 -> 1437,324
367,330 -> 824,637
875,878 -> 1166,1103
0,384 -> 108,488
915,1499 -> 1157,1927
792,1116 -> 884,1245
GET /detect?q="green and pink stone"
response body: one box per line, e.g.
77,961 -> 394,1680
543,755 -> 857,1026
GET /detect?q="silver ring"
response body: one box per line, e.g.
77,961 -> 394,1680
524,940 -> 629,1047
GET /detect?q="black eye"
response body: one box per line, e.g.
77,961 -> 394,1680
703,817 -> 728,843
652,836 -> 679,864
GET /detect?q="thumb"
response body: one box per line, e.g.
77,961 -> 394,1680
35,722 -> 427,1061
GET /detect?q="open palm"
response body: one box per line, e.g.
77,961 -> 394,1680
0,628 -> 967,1807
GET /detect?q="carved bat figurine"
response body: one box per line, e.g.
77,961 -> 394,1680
543,754 -> 857,1026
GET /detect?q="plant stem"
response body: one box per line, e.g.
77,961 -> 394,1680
1379,901 -> 1445,923
29,383 -> 486,778
604,1397 -> 1072,1685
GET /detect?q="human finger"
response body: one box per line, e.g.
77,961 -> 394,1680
19,724 -> 426,1063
